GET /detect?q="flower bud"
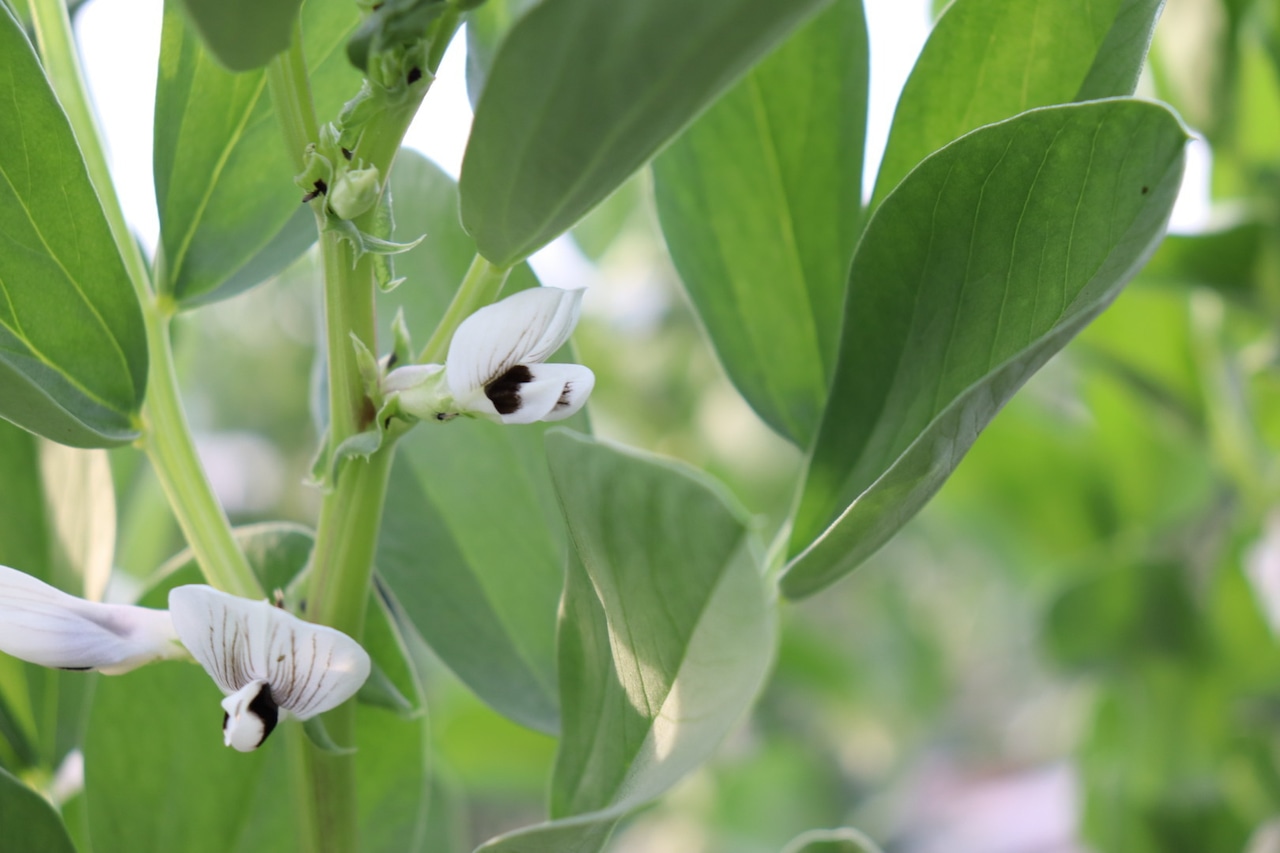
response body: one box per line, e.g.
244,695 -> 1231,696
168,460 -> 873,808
329,164 -> 382,220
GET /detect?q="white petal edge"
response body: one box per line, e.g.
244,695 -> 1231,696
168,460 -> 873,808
496,363 -> 596,424
446,287 -> 584,396
0,565 -> 180,674
168,585 -> 371,719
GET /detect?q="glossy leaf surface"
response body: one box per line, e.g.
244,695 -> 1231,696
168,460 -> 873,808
154,0 -> 360,306
653,0 -> 868,446
870,0 -> 1165,208
475,431 -> 774,851
784,100 -> 1188,598
459,0 -> 828,266
0,766 -> 76,853
0,6 -> 146,447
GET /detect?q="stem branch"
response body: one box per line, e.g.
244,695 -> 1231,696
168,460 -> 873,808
28,0 -> 260,599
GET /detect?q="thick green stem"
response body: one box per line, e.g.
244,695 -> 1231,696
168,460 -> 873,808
143,308 -> 263,598
28,0 -> 260,599
416,255 -> 512,364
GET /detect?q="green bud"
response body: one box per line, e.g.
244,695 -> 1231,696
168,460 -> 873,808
382,364 -> 452,422
328,165 -> 382,220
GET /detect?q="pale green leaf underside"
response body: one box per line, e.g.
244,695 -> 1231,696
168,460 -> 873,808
0,6 -> 146,447
176,0 -> 303,72
477,432 -> 774,853
459,0 -> 829,267
784,99 -> 1188,598
653,0 -> 869,447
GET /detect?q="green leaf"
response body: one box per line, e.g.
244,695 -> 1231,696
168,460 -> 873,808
1139,221 -> 1265,299
375,149 -> 561,735
36,441 -> 115,601
870,0 -> 1165,208
1045,561 -> 1206,674
652,0 -> 868,446
459,0 -> 829,267
0,6 -> 147,447
782,100 -> 1189,599
154,0 -> 361,307
377,421 -> 567,735
86,661 -> 281,853
463,0 -> 538,108
782,829 -> 885,853
476,431 -> 775,852
176,0 -> 304,72
0,766 -> 75,853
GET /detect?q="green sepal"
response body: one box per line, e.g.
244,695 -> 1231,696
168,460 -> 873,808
356,661 -> 419,718
324,217 -> 425,264
390,309 -> 415,368
300,716 -> 356,755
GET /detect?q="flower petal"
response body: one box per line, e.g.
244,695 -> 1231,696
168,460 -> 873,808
446,287 -> 583,397
535,364 -> 595,423
491,362 -> 595,424
221,679 -> 278,752
168,585 -> 370,719
0,565 -> 180,674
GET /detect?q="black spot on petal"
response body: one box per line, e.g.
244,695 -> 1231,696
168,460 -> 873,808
557,382 -> 573,408
59,666 -> 93,672
248,683 -> 280,748
485,365 -> 533,415
407,67 -> 423,85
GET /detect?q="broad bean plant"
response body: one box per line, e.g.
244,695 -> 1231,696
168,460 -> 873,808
0,0 -> 1190,850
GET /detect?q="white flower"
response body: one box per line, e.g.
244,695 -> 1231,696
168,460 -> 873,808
0,565 -> 182,675
385,287 -> 595,424
168,586 -> 371,752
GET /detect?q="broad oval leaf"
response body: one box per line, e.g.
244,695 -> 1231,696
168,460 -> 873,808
653,0 -> 868,447
377,417 -> 569,735
375,150 -> 565,735
0,766 -> 76,853
0,6 -> 146,447
870,0 -> 1165,209
475,430 -> 775,852
176,0 -> 304,72
154,0 -> 360,307
783,100 -> 1188,599
458,0 -> 829,267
